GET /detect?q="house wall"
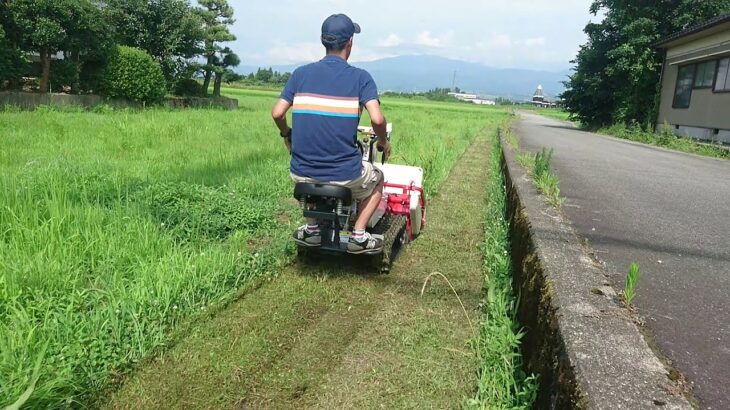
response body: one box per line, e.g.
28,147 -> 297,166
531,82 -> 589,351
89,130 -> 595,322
657,32 -> 730,143
666,29 -> 730,62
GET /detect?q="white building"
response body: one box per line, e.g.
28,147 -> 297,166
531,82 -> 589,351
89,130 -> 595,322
448,92 -> 496,105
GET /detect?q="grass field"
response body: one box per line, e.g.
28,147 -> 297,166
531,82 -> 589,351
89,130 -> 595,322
0,90 -> 533,407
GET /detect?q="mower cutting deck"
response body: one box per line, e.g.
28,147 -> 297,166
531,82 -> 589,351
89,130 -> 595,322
293,124 -> 426,273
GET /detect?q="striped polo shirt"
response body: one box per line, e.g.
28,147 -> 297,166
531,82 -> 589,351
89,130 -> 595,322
280,55 -> 379,181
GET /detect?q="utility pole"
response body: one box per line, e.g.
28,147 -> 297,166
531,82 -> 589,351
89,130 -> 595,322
451,70 -> 457,92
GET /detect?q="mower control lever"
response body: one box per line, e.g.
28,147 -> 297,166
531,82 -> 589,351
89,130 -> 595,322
357,123 -> 392,164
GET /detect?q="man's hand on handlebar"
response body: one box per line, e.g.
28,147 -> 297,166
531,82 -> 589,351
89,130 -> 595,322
377,139 -> 391,161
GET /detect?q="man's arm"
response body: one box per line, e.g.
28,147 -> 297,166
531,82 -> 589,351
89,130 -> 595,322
364,99 -> 390,159
272,98 -> 292,152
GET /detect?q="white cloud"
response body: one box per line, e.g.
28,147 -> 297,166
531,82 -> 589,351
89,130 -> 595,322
265,42 -> 323,64
522,37 -> 547,47
379,34 -> 403,48
414,31 -> 448,48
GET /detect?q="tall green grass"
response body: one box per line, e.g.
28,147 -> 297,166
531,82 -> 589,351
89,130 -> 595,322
0,92 -> 505,407
470,129 -> 537,408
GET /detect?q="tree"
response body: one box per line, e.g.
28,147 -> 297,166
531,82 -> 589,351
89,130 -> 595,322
222,70 -> 243,83
197,0 -> 236,96
106,0 -> 204,87
61,0 -> 113,93
255,67 -> 273,82
6,0 -> 112,93
212,47 -> 239,96
8,0 -> 70,93
0,9 -> 27,89
562,0 -> 730,127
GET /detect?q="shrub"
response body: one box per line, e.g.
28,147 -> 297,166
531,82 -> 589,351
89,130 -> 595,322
50,60 -> 78,92
173,78 -> 205,97
102,46 -> 166,104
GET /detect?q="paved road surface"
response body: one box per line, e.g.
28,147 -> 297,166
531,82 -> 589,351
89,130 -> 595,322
514,112 -> 730,409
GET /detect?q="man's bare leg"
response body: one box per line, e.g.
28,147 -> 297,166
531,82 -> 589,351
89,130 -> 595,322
354,181 -> 383,231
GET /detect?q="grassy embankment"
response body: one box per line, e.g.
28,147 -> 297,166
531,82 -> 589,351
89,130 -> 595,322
1,90 -> 532,407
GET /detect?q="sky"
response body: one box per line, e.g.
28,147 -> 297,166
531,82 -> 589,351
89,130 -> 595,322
226,0 -> 602,72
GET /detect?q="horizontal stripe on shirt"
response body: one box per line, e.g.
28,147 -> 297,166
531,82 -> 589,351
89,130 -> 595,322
292,103 -> 359,115
292,109 -> 359,118
294,94 -> 359,106
295,92 -> 358,101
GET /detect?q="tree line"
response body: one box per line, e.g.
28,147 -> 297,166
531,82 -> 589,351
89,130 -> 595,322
0,0 -> 240,101
562,0 -> 730,128
225,67 -> 293,86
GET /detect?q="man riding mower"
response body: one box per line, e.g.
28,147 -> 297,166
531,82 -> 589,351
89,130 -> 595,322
271,14 -> 425,272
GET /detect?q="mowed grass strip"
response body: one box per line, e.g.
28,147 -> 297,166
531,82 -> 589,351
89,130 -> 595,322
104,123 -> 509,409
0,94 -> 502,407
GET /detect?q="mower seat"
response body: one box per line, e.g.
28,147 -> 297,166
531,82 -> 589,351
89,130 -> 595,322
294,183 -> 352,206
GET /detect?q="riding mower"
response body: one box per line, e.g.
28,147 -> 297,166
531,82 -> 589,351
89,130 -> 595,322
293,124 -> 426,272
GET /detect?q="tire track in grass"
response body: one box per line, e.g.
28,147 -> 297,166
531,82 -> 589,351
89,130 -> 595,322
105,131 -> 494,409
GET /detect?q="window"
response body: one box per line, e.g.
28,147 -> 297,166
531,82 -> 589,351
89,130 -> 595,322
714,57 -> 730,92
694,61 -> 716,88
673,65 -> 695,108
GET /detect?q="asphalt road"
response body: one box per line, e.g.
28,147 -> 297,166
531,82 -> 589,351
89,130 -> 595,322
514,112 -> 730,409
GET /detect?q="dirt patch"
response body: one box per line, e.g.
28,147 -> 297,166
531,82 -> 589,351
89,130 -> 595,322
104,132 -> 495,409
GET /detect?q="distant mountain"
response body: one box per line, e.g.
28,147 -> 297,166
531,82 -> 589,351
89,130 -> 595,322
236,55 -> 570,101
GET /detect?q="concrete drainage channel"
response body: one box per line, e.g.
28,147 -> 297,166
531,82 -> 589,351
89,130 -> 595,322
501,136 -> 693,409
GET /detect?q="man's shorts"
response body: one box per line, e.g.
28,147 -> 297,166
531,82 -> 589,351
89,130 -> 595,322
291,161 -> 384,200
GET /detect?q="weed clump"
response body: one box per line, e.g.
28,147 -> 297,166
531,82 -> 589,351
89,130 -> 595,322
136,182 -> 277,242
623,262 -> 640,306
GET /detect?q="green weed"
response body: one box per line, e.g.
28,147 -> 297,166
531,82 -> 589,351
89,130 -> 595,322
624,263 -> 640,306
533,148 -> 553,178
470,131 -> 537,409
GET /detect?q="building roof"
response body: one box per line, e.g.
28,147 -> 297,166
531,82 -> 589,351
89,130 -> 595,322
656,14 -> 730,48
533,84 -> 544,98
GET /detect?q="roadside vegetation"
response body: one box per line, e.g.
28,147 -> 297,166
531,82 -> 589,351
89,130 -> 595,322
0,91 -> 507,408
470,128 -> 537,408
506,126 -> 564,209
523,109 -> 729,161
599,124 -> 730,160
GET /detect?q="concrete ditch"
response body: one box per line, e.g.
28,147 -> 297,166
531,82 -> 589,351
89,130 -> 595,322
501,134 -> 693,409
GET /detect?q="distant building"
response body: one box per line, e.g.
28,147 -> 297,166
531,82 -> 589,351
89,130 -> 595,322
655,14 -> 730,144
447,92 -> 496,105
533,85 -> 545,103
530,84 -> 558,108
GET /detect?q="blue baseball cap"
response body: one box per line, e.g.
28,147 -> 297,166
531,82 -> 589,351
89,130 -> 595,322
321,14 -> 361,47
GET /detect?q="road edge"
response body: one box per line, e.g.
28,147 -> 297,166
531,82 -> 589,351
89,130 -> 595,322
500,132 -> 693,409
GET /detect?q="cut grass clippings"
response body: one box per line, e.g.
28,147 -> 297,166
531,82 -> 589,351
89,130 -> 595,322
469,129 -> 537,408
